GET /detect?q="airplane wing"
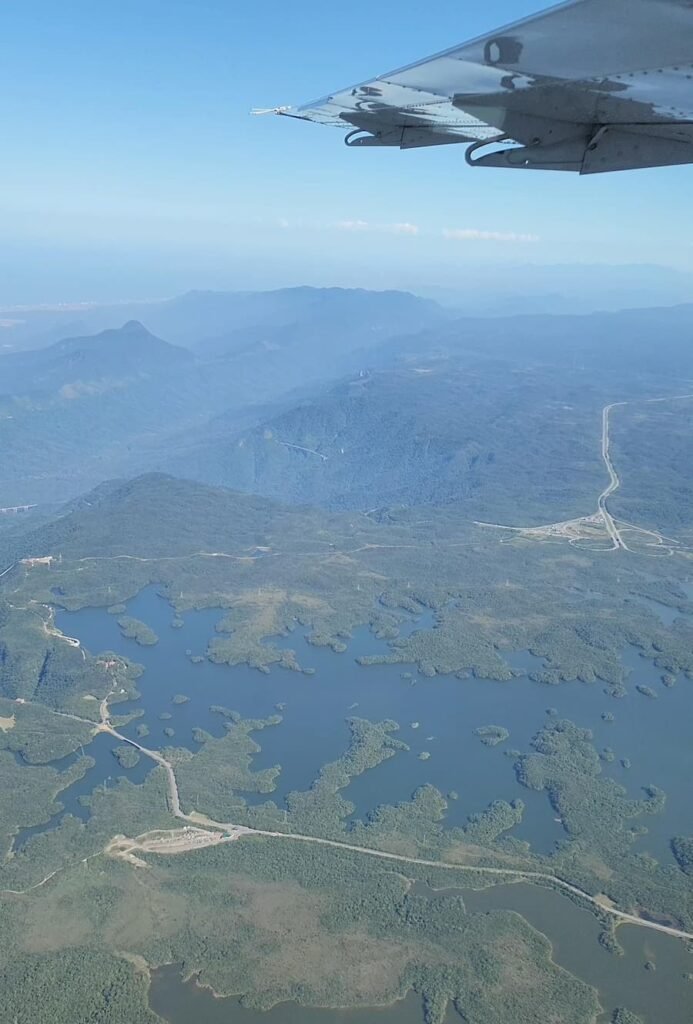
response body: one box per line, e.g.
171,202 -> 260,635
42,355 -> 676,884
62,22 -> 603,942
268,0 -> 693,173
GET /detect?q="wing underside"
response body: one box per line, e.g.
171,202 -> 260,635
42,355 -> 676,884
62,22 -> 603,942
273,0 -> 693,173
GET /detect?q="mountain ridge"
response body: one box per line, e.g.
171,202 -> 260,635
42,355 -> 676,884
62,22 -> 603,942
0,320 -> 193,397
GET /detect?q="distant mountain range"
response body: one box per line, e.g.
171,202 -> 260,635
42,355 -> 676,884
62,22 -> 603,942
0,321 -> 218,507
0,289 -> 444,505
1,285 -> 692,522
0,286 -> 445,353
157,300 -> 693,522
3,264 -> 693,353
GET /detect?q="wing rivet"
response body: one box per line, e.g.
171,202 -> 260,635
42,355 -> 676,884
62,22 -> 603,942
275,8 -> 693,175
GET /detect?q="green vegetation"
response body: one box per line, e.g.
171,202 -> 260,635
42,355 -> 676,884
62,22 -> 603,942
0,749 -> 93,859
671,836 -> 693,876
0,833 -> 600,1024
0,697 -> 94,762
117,616 -> 159,646
610,398 -> 693,532
1,461 -> 693,1022
612,1010 -> 644,1024
277,718 -> 407,838
0,767 -> 173,893
113,745 -> 140,769
173,714 -> 282,823
462,800 -> 525,847
208,358 -> 608,523
0,680 -> 688,1024
474,725 -> 510,747
0,946 -> 158,1024
517,720 -> 661,849
515,718 -> 691,927
3,473 -> 692,686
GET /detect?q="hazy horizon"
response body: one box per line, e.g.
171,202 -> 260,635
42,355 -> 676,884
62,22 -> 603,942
1,261 -> 693,314
3,0 -> 693,307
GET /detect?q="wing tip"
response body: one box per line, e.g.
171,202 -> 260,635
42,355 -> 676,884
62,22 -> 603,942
250,106 -> 294,116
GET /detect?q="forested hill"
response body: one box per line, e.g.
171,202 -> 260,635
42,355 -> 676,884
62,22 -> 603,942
370,302 -> 693,380
2,292 -> 692,522
156,299 -> 693,524
0,289 -> 445,507
0,322 -> 229,508
164,360 -> 607,524
0,474 -> 340,562
0,320 -> 192,396
186,287 -> 445,357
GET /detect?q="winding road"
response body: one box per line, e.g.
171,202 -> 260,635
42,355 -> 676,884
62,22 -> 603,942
3,694 -> 693,942
98,706 -> 693,944
478,391 -> 693,554
598,402 -> 627,550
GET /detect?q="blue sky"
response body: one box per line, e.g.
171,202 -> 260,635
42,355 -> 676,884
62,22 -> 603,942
2,0 -> 693,303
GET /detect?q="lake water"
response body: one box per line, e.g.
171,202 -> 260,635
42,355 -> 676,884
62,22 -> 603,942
147,882 -> 693,1024
461,883 -> 693,1024
39,585 -> 693,863
149,971 -> 430,1024
20,585 -> 692,1023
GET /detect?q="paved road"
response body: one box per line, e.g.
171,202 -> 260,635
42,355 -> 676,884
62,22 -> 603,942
599,402 -> 628,550
6,643 -> 693,944
105,714 -> 693,944
7,694 -> 692,943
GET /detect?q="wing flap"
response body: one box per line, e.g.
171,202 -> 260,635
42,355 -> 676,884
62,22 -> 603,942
274,0 -> 693,171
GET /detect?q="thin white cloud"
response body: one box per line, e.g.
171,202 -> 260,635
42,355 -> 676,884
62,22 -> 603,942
389,222 -> 420,236
334,220 -> 420,236
335,219 -> 371,232
442,227 -> 539,243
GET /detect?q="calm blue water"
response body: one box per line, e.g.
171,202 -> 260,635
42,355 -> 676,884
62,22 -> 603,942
150,884 -> 693,1024
12,585 -> 686,865
14,732 -> 155,850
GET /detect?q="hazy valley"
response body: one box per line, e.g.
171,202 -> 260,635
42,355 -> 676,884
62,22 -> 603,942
1,285 -> 693,1024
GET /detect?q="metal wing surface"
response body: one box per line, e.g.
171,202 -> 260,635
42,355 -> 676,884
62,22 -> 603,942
271,0 -> 693,173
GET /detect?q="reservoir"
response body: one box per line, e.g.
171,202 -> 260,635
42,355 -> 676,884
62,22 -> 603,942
147,883 -> 693,1024
20,584 -> 692,1024
46,585 -> 693,863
